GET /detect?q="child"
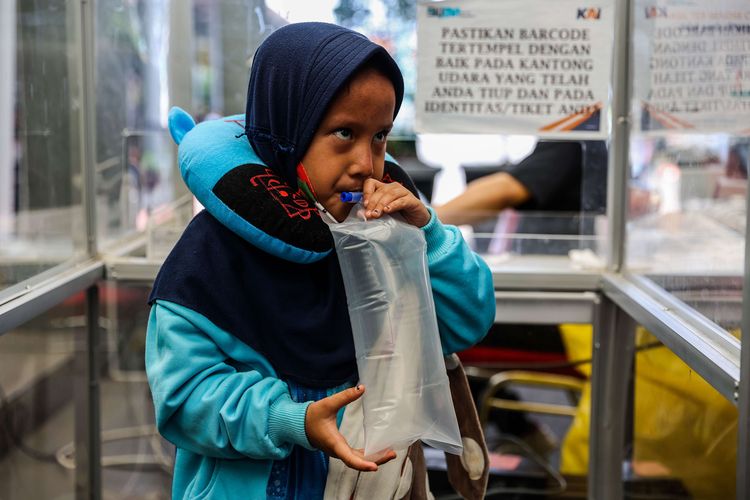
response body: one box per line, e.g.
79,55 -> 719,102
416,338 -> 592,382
146,22 -> 495,499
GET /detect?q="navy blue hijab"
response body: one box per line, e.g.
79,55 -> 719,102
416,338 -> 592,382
245,22 -> 404,185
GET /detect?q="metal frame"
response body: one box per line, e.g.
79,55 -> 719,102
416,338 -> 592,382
74,285 -> 102,500
624,274 -> 741,358
105,257 -> 161,283
603,273 -> 740,402
491,266 -> 601,291
606,0 -> 634,273
0,260 -> 103,335
0,0 -> 14,234
737,163 -> 750,497
74,0 -> 102,497
1,1 -> 749,499
494,290 -> 598,324
588,295 -> 635,500
0,258 -> 91,307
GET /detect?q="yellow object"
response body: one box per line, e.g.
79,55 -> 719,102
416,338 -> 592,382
558,324 -> 737,500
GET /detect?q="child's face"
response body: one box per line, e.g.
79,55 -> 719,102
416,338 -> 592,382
301,67 -> 395,222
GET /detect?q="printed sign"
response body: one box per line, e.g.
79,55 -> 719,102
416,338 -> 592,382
634,0 -> 750,134
416,0 -> 615,137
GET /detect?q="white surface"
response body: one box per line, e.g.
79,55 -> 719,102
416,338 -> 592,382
627,210 -> 745,275
416,0 -> 614,138
0,0 -> 16,243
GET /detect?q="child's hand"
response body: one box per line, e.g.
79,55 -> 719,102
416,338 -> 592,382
305,384 -> 397,472
363,179 -> 431,228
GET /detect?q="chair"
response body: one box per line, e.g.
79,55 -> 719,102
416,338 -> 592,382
458,323 -> 591,455
476,369 -> 586,428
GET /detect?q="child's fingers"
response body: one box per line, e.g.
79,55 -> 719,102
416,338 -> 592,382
334,443 -> 378,472
361,180 -> 429,225
365,184 -> 409,219
362,178 -> 381,192
363,180 -> 390,215
380,196 -> 409,214
361,178 -> 382,207
324,384 -> 365,413
365,448 -> 398,465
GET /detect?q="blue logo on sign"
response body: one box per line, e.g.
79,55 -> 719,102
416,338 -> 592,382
427,6 -> 462,18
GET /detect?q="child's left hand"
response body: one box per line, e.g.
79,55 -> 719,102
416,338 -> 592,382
363,179 -> 430,228
305,384 -> 397,471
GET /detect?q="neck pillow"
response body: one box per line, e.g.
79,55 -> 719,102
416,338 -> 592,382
168,106 -> 418,264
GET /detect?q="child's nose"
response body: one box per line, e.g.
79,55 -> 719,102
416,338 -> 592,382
350,143 -> 374,177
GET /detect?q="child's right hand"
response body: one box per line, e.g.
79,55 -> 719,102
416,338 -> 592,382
305,384 -> 397,472
363,178 -> 431,227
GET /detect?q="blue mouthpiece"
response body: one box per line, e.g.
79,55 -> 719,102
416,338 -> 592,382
340,191 -> 363,203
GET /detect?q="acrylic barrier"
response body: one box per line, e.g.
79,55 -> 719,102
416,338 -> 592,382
467,212 -> 606,283
0,2 -> 87,295
626,0 -> 749,336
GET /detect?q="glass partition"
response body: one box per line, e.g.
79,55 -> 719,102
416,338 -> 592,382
0,0 -> 88,296
94,0 -> 277,257
94,0 -> 188,249
435,136 -> 609,270
0,298 -> 83,499
627,133 -> 746,333
0,283 -> 172,498
99,281 -> 172,497
626,0 -> 749,337
625,328 -> 737,500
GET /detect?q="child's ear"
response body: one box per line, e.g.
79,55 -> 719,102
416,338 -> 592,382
168,106 -> 196,145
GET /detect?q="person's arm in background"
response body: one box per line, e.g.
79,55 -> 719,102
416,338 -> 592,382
435,141 -> 584,226
435,172 -> 531,226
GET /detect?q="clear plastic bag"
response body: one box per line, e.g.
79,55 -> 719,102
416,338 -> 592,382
327,205 -> 462,457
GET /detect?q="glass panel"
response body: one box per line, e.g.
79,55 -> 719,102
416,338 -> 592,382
436,136 -> 609,267
627,0 -> 749,334
265,0 -> 416,135
0,299 -> 83,498
193,0 -> 273,119
471,212 -> 603,255
94,0 -> 186,248
627,133 -> 746,332
99,282 -> 172,497
625,327 -> 737,499
0,0 -> 87,294
0,284 -> 171,498
457,323 -> 593,498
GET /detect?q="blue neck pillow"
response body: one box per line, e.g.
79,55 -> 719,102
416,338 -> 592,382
168,106 -> 417,264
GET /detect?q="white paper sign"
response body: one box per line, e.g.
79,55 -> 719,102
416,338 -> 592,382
633,0 -> 750,135
416,0 -> 615,138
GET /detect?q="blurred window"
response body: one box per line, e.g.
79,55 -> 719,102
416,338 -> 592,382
0,0 -> 88,297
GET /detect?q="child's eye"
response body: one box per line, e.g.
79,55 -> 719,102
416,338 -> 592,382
333,128 -> 353,140
374,130 -> 390,143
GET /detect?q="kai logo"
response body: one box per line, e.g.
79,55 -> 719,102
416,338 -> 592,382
426,6 -> 462,18
644,6 -> 667,18
576,7 -> 601,19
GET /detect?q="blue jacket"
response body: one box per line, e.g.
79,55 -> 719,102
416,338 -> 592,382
146,209 -> 495,499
